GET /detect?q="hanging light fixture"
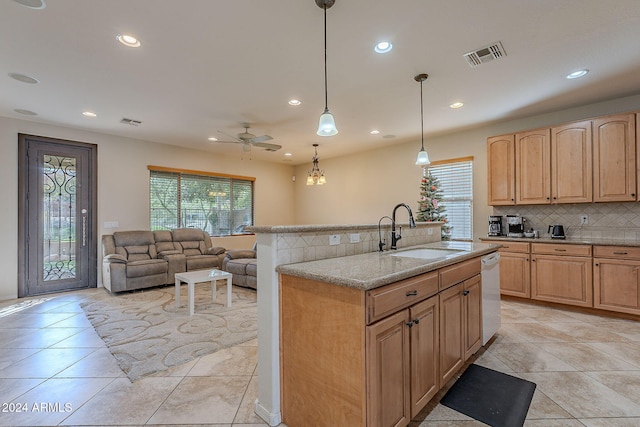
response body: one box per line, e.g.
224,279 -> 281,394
315,0 -> 338,136
306,144 -> 327,185
415,73 -> 431,166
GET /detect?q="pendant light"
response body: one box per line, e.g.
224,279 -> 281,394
415,73 -> 431,166
306,144 -> 327,185
315,0 -> 338,136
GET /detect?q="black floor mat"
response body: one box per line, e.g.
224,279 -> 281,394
440,364 -> 536,427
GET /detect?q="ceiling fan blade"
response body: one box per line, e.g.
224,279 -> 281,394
214,140 -> 241,144
217,130 -> 242,142
252,142 -> 282,151
249,134 -> 273,143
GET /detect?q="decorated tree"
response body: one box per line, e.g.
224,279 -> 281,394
417,170 -> 452,240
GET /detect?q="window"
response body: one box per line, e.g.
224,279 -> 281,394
427,157 -> 473,241
149,166 -> 254,236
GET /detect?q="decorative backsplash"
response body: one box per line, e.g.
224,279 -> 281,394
492,202 -> 640,241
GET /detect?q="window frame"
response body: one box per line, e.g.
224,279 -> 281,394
148,165 -> 255,236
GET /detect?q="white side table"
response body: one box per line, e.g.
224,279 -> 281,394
175,269 -> 233,315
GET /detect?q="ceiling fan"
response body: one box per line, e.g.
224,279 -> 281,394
214,124 -> 281,152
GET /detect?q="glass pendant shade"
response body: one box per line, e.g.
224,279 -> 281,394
317,108 -> 338,136
416,148 -> 431,166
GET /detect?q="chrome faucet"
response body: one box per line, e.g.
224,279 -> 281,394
391,203 -> 417,250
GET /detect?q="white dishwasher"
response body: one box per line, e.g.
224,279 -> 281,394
481,252 -> 501,345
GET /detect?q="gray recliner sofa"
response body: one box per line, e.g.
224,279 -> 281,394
221,244 -> 257,290
102,228 -> 226,292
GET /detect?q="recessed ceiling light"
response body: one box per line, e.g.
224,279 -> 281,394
8,72 -> 39,84
370,130 -> 380,135
116,34 -> 141,48
207,137 -> 218,142
288,99 -> 301,106
566,69 -> 589,79
449,102 -> 464,109
13,0 -> 46,10
284,152 -> 293,157
374,41 -> 393,54
14,108 -> 37,116
82,111 -> 97,118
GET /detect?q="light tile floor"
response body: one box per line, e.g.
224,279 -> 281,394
0,289 -> 639,426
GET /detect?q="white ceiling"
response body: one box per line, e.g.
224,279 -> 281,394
2,0 -> 640,165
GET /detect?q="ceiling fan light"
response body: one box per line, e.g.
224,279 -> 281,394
317,109 -> 338,136
416,149 -> 431,166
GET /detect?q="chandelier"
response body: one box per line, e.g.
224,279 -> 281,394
306,144 -> 326,185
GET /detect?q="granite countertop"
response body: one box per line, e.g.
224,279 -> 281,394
479,235 -> 640,247
276,241 -> 499,291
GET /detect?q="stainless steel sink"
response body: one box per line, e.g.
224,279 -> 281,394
389,248 -> 466,260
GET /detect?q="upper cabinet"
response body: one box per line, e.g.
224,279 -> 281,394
593,113 -> 636,202
487,110 -> 638,206
487,134 -> 515,205
516,128 -> 551,204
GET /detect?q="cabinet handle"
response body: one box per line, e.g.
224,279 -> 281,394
554,249 -> 567,252
406,290 -> 418,297
406,321 -> 414,328
613,252 -> 628,255
413,318 -> 420,324
632,193 -> 636,197
462,290 -> 470,296
595,263 -> 599,266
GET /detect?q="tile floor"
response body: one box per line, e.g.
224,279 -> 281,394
0,289 -> 639,426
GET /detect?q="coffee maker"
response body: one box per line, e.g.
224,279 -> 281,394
506,215 -> 525,237
488,215 -> 503,236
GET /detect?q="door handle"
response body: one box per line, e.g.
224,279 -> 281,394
81,208 -> 87,247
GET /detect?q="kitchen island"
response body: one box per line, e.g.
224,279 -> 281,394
276,240 -> 499,427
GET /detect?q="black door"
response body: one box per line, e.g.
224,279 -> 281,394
18,134 -> 97,297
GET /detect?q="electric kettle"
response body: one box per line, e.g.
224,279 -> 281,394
548,224 -> 566,239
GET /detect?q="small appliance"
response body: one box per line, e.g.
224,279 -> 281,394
488,215 -> 503,236
506,215 -> 525,237
548,224 -> 566,239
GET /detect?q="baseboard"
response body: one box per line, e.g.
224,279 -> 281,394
254,399 -> 282,426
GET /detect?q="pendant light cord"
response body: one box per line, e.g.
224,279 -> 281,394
420,79 -> 425,150
323,4 -> 328,110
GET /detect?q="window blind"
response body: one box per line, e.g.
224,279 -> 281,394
427,159 -> 473,240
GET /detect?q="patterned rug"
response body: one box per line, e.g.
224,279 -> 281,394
80,283 -> 257,381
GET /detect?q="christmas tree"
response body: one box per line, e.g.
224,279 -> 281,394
417,170 -> 452,240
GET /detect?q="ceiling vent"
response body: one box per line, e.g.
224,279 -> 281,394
463,41 -> 506,67
120,117 -> 142,126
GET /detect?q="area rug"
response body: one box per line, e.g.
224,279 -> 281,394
80,284 -> 257,382
440,364 -> 536,427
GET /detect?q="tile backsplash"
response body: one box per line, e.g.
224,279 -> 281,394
493,202 -> 640,241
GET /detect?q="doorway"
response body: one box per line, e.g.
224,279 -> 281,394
18,134 -> 97,297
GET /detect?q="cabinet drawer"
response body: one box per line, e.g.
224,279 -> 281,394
366,271 -> 438,324
497,241 -> 529,253
439,257 -> 481,290
531,243 -> 591,256
593,245 -> 640,260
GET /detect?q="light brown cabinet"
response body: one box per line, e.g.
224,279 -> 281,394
551,120 -> 592,203
531,243 -> 593,308
594,245 -> 640,316
516,128 -> 551,204
280,255 -> 486,427
488,241 -> 531,298
487,134 -> 515,205
593,113 -> 636,202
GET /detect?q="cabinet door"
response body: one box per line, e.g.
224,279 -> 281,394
551,121 -> 592,203
594,258 -> 640,315
366,310 -> 410,427
593,113 -> 636,202
439,283 -> 464,386
516,129 -> 551,204
487,135 -> 515,205
499,252 -> 531,298
409,295 -> 439,418
531,254 -> 593,307
463,275 -> 482,360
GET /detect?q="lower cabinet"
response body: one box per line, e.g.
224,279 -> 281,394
531,243 -> 593,308
594,245 -> 640,315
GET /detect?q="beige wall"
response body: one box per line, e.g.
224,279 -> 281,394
3,93 -> 640,300
0,117 -> 295,300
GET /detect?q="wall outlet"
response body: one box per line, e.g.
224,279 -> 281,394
580,214 -> 588,225
349,233 -> 360,243
104,221 -> 119,229
329,234 -> 340,245
427,228 -> 433,235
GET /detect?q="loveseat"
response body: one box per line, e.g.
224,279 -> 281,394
102,228 -> 226,292
221,244 -> 257,290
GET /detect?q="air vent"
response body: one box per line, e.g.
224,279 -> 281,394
463,41 -> 506,67
120,117 -> 142,126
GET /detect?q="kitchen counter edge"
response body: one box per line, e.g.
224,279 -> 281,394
480,236 -> 640,247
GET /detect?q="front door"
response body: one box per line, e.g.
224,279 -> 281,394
18,134 -> 97,297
